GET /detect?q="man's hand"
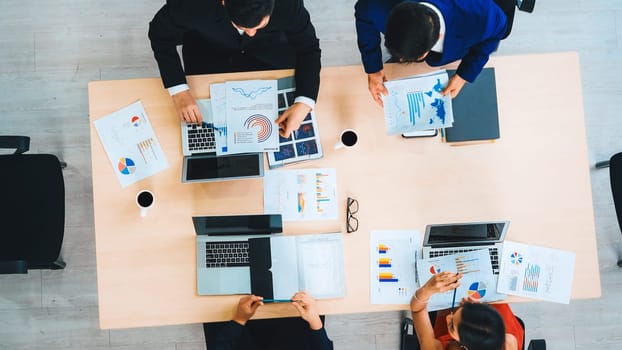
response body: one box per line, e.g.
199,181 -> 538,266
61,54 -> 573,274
368,70 -> 388,107
275,102 -> 311,138
441,74 -> 467,99
291,291 -> 323,330
232,295 -> 263,326
172,90 -> 202,123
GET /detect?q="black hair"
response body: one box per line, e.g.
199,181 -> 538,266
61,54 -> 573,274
384,2 -> 441,62
224,0 -> 275,28
457,303 -> 506,350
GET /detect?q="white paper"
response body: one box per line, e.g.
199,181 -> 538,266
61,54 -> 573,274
208,83 -> 229,155
497,241 -> 575,304
93,101 -> 169,188
383,70 -> 454,135
225,80 -> 279,153
296,233 -> 346,299
269,237 -> 300,300
416,249 -> 506,311
263,168 -> 338,221
370,230 -> 422,304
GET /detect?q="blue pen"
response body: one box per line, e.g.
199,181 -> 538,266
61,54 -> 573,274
262,299 -> 300,303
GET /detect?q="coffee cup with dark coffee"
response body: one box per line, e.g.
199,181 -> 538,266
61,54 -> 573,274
334,129 -> 358,149
136,190 -> 155,217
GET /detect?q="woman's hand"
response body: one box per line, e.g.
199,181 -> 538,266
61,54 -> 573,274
411,272 -> 462,312
291,291 -> 323,330
232,295 -> 263,326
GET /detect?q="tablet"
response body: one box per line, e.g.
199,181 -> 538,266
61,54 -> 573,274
182,153 -> 264,183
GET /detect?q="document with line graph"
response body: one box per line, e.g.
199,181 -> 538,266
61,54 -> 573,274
497,241 -> 575,304
382,70 -> 454,135
224,79 -> 279,153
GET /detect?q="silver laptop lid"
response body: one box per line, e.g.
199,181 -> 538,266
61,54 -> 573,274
423,221 -> 509,248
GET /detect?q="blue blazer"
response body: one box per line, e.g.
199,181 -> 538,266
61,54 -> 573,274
355,0 -> 507,82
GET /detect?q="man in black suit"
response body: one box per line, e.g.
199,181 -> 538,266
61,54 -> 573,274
149,0 -> 321,138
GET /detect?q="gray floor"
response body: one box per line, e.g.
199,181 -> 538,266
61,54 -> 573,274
1,0 -> 621,349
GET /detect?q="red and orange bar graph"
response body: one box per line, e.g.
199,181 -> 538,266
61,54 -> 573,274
379,272 -> 398,282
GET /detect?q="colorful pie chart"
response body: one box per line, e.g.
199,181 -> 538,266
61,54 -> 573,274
131,115 -> 141,127
429,265 -> 442,274
467,281 -> 487,300
118,157 -> 136,175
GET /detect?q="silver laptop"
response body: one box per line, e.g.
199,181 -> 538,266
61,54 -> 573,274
180,100 -> 264,183
193,214 -> 282,296
422,221 -> 509,275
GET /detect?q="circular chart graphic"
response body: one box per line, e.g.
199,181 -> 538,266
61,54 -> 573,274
244,114 -> 273,143
429,265 -> 442,274
467,281 -> 487,300
117,157 -> 136,175
131,115 -> 141,127
510,252 -> 523,265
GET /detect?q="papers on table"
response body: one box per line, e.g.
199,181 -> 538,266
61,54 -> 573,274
370,230 -> 421,304
205,80 -> 279,155
416,249 -> 506,311
497,241 -> 575,304
93,101 -> 169,188
263,168 -> 338,221
383,70 -> 454,135
296,233 -> 346,299
226,80 -> 279,153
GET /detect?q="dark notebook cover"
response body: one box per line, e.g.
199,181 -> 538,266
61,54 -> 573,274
445,68 -> 500,142
248,237 -> 274,299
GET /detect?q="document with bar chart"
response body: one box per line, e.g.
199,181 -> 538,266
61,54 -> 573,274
416,249 -> 506,311
370,230 -> 422,304
497,241 -> 575,304
263,168 -> 337,221
93,100 -> 169,188
382,70 -> 454,135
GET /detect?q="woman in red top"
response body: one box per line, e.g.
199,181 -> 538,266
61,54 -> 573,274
410,271 -> 524,350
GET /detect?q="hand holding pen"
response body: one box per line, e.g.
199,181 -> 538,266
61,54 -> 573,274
291,291 -> 323,330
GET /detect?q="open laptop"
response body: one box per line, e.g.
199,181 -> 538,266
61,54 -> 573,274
421,221 -> 509,275
180,100 -> 264,183
193,214 -> 283,296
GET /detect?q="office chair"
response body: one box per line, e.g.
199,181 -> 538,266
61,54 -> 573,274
400,313 -> 546,350
595,152 -> 622,267
0,136 -> 66,274
493,0 -> 536,40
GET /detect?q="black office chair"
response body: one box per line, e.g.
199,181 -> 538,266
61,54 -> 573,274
0,136 -> 66,274
595,152 -> 622,267
400,313 -> 546,350
494,0 -> 536,40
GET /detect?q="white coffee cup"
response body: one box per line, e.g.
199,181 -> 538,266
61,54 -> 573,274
334,129 -> 359,150
136,190 -> 155,217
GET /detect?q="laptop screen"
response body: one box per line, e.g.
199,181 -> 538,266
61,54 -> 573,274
193,214 -> 283,236
185,153 -> 262,181
425,221 -> 508,246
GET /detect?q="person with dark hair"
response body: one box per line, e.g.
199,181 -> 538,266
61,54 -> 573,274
204,292 -> 333,350
149,0 -> 321,138
355,0 -> 524,106
410,271 -> 524,350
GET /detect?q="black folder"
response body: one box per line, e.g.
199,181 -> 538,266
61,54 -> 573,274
445,68 -> 500,143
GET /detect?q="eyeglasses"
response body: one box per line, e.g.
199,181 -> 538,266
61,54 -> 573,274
346,197 -> 359,234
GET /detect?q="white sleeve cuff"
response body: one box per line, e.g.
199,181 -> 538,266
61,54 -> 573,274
294,96 -> 315,110
167,84 -> 190,96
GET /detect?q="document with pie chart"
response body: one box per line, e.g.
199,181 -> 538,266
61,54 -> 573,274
93,100 -> 169,188
224,79 -> 279,154
416,249 -> 506,311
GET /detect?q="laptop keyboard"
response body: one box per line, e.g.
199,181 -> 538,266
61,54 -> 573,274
205,241 -> 250,268
429,247 -> 500,274
186,123 -> 216,152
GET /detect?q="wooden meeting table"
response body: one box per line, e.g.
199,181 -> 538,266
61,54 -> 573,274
88,52 -> 599,329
